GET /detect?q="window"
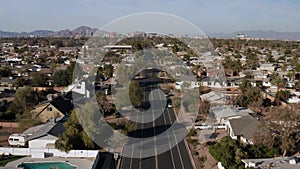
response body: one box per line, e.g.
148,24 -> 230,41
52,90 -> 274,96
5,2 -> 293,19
14,139 -> 19,141
47,107 -> 52,111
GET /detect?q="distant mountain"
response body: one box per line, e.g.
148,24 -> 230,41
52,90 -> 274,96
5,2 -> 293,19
0,26 -> 102,37
208,30 -> 300,40
2,27 -> 300,40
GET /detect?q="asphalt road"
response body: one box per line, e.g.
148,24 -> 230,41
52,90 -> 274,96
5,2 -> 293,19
119,56 -> 194,169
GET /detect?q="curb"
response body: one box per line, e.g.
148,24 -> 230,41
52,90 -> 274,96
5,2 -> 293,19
184,138 -> 197,169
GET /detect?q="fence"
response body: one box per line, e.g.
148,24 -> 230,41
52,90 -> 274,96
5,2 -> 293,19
0,147 -> 99,158
0,122 -> 19,128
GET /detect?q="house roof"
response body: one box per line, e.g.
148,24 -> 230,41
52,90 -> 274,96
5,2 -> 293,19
34,96 -> 74,116
242,157 -> 300,169
50,96 -> 74,115
200,91 -> 225,103
229,115 -> 259,140
0,77 -> 15,84
211,106 -> 252,121
27,116 -> 67,141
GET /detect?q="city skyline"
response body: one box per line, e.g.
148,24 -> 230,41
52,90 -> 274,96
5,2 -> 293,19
1,0 -> 300,34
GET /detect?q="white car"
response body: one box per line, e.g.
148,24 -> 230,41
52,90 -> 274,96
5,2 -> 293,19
215,123 -> 227,130
194,124 -> 213,130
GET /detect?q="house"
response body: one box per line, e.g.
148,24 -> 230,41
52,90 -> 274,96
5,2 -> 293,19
258,63 -> 277,72
200,91 -> 225,105
62,81 -> 91,98
175,76 -> 199,90
200,77 -> 225,88
252,70 -> 268,81
25,116 -> 67,149
287,96 -> 300,104
0,77 -> 15,87
226,78 -> 245,88
226,115 -> 259,144
30,96 -> 73,123
262,78 -> 272,87
242,156 -> 300,169
210,105 -> 252,123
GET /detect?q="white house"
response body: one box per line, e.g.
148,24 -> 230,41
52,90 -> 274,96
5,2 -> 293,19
210,105 -> 252,123
26,117 -> 67,149
287,96 -> 300,104
175,76 -> 199,90
200,77 -> 225,88
200,91 -> 225,105
242,157 -> 300,169
63,81 -> 90,98
226,115 -> 259,144
258,63 -> 276,72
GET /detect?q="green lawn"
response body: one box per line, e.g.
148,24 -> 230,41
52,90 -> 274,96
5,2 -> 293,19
0,155 -> 25,166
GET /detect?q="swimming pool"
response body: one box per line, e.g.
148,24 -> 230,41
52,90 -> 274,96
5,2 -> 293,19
17,162 -> 77,169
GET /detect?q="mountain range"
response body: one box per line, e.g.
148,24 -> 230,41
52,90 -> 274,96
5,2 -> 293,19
0,26 -> 100,38
208,30 -> 300,40
1,26 -> 300,40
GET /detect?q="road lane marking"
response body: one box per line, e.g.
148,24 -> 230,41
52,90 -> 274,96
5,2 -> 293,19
166,107 -> 185,169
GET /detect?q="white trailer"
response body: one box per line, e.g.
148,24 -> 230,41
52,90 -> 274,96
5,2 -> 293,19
8,134 -> 29,147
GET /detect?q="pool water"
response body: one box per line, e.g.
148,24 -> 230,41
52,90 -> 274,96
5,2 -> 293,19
18,162 -> 77,169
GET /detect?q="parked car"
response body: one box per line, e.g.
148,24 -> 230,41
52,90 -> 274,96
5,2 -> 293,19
194,124 -> 213,130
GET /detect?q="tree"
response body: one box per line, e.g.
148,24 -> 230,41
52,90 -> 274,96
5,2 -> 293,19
129,81 -> 142,107
237,79 -> 262,107
56,109 -> 94,152
52,62 -> 83,87
209,136 -> 248,169
31,72 -> 48,87
270,72 -> 286,90
253,123 -> 276,149
52,70 -> 70,86
13,77 -> 26,88
12,87 -> 38,113
96,92 -> 113,116
199,99 -> 211,116
56,103 -> 109,152
275,90 -> 290,104
239,79 -> 252,94
244,49 -> 259,70
0,66 -> 12,77
209,136 -> 278,169
254,107 -> 300,156
97,64 -> 114,79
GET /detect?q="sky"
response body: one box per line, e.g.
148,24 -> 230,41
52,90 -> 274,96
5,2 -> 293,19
1,0 -> 300,34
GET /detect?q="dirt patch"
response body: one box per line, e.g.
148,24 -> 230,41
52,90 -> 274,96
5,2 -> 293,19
187,129 -> 228,169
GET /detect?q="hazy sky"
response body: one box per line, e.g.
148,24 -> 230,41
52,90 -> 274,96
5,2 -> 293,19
1,0 -> 300,34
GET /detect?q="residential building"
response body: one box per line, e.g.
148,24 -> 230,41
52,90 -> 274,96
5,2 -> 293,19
242,157 -> 300,169
30,96 -> 73,123
25,117 -> 67,149
226,114 -> 259,144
